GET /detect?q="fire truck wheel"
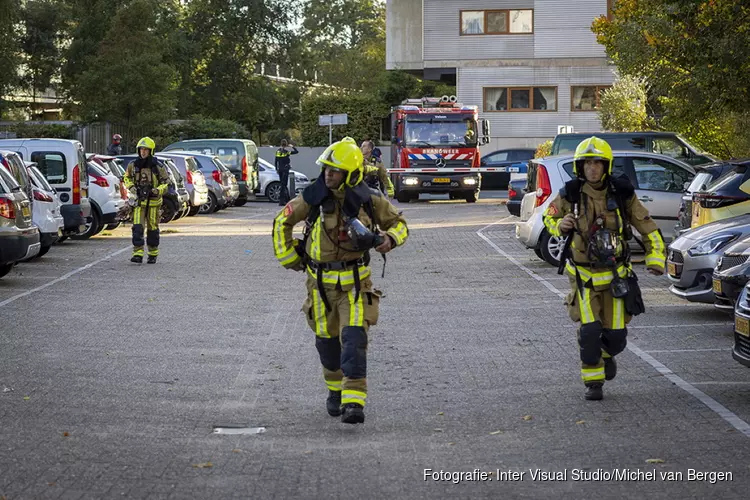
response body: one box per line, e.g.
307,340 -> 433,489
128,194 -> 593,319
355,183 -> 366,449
396,192 -> 411,203
465,191 -> 478,203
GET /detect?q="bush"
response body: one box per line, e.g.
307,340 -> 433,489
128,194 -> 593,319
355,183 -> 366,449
150,117 -> 250,148
598,75 -> 651,132
535,140 -> 553,158
300,90 -> 390,146
12,123 -> 76,139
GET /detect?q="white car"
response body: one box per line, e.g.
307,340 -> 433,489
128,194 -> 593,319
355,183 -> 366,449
77,161 -> 127,239
257,158 -> 311,203
515,151 -> 695,266
24,163 -> 64,258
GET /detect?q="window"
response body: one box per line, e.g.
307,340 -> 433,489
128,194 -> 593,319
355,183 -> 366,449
461,9 -> 533,35
633,157 -> 693,192
563,157 -> 628,180
571,85 -> 611,111
216,147 -> 239,169
652,137 -> 689,160
31,152 -> 66,184
510,150 -> 535,161
484,87 -> 557,112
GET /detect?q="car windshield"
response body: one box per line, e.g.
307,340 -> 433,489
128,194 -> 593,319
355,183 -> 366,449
213,158 -> 230,172
404,118 -> 478,147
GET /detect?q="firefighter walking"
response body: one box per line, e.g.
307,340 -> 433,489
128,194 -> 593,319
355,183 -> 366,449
543,137 -> 665,400
123,137 -> 170,264
274,139 -> 298,206
272,138 -> 408,424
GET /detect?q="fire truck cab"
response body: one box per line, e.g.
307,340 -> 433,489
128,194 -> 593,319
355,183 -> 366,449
389,96 -> 490,203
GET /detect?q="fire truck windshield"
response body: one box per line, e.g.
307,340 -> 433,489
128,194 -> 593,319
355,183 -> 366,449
404,118 -> 477,148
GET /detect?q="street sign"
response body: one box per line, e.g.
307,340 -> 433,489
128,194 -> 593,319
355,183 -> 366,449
318,114 -> 348,126
319,114 -> 349,144
557,125 -> 574,134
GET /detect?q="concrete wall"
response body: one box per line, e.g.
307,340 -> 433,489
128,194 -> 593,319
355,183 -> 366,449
258,147 -> 395,180
386,0 -> 424,70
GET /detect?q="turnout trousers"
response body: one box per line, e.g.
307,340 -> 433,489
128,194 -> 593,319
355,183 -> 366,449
565,276 -> 631,386
132,200 -> 162,258
302,275 -> 382,407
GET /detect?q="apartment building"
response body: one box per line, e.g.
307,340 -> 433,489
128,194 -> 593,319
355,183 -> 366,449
386,0 -> 616,151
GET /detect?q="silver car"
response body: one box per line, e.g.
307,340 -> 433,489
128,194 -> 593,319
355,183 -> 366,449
257,158 -> 311,203
516,151 -> 695,266
667,214 -> 750,304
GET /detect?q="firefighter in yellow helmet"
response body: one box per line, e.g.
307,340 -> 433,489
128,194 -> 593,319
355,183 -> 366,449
361,139 -> 394,198
122,137 -> 170,264
272,137 -> 409,424
542,136 -> 665,400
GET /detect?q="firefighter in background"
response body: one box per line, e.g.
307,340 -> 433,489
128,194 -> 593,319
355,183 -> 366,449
361,139 -> 394,198
543,137 -> 665,401
107,134 -> 123,156
123,137 -> 170,264
274,139 -> 299,206
272,137 -> 408,424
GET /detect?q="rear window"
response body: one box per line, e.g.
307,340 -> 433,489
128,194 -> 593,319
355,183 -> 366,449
88,162 -> 108,177
511,150 -> 535,161
213,159 -> 230,172
687,172 -> 714,193
29,166 -> 54,191
706,166 -> 749,193
5,154 -> 31,189
184,157 -> 200,173
555,136 -> 646,155
0,166 -> 17,193
31,151 -> 67,184
216,147 -> 239,169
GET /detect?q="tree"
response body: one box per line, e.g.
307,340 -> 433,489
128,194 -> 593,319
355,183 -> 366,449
20,0 -> 68,111
0,0 -> 21,113
592,0 -> 750,157
73,0 -> 177,127
299,89 -> 389,146
598,75 -> 650,132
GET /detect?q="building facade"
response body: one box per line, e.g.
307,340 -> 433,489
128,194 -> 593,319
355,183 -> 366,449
386,0 -> 616,151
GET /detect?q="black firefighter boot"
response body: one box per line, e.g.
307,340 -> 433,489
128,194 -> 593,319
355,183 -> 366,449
341,403 -> 365,424
585,383 -> 604,401
130,255 -> 143,263
604,357 -> 617,381
326,390 -> 342,417
147,255 -> 157,264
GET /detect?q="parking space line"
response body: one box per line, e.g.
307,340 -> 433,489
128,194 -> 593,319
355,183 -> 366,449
630,322 -> 732,329
476,222 -> 750,438
643,348 -> 727,353
688,381 -> 750,386
0,209 -> 278,310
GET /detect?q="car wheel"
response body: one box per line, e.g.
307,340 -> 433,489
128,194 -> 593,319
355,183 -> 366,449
534,248 -> 544,260
266,182 -> 282,204
199,192 -> 217,214
0,263 -> 13,278
71,209 -> 101,240
57,236 -> 67,243
465,191 -> 478,203
105,223 -> 121,231
234,199 -> 247,207
540,230 -> 565,267
160,199 -> 178,223
187,206 -> 200,216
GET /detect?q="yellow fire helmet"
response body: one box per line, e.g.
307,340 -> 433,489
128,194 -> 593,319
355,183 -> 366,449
316,137 -> 364,188
136,136 -> 156,152
573,136 -> 614,180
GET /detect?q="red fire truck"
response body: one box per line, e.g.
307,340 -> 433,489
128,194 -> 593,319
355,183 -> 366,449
389,96 -> 491,203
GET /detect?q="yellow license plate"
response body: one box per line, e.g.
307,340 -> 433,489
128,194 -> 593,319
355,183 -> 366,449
432,177 -> 450,183
668,263 -> 676,276
713,278 -> 722,294
736,317 -> 750,337
22,206 -> 30,218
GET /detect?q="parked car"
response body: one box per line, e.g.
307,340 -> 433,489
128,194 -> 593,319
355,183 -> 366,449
116,155 -> 190,223
257,157 -> 311,203
551,132 -> 718,166
24,162 -> 64,257
0,166 -> 40,277
689,160 -> 750,231
712,235 -> 750,311
1,150 -> 34,203
667,214 -> 750,304
161,138 -> 259,205
216,159 -> 240,206
150,154 -> 208,216
675,162 -> 736,237
0,139 -> 91,240
77,161 -> 127,239
160,152 -> 229,213
506,178 -> 526,217
516,151 -> 695,266
479,148 -> 535,189
732,284 -> 750,367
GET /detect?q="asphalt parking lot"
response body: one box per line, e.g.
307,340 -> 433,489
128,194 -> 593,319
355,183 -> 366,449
1,193 -> 749,499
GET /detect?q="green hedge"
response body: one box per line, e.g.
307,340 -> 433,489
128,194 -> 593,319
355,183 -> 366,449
11,123 -> 76,139
300,91 -> 390,146
150,117 -> 251,149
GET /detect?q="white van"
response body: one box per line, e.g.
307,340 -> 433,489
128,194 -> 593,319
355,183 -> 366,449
0,139 -> 91,238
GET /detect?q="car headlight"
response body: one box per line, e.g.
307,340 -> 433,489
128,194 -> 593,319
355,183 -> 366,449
295,176 -> 308,182
462,177 -> 478,186
688,233 -> 739,257
403,177 -> 419,186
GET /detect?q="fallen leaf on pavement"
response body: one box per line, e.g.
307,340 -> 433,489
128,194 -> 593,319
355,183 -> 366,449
646,458 -> 665,464
193,462 -> 213,468
437,412 -> 444,416
522,415 -> 533,421
576,420 -> 586,425
232,449 -> 242,453
433,428 -> 444,432
23,396 -> 30,401
63,432 -> 69,437
490,430 -> 503,435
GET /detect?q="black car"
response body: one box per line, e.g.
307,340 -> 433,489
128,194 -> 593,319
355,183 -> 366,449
712,235 -> 750,311
506,178 -> 526,217
480,148 -> 535,189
